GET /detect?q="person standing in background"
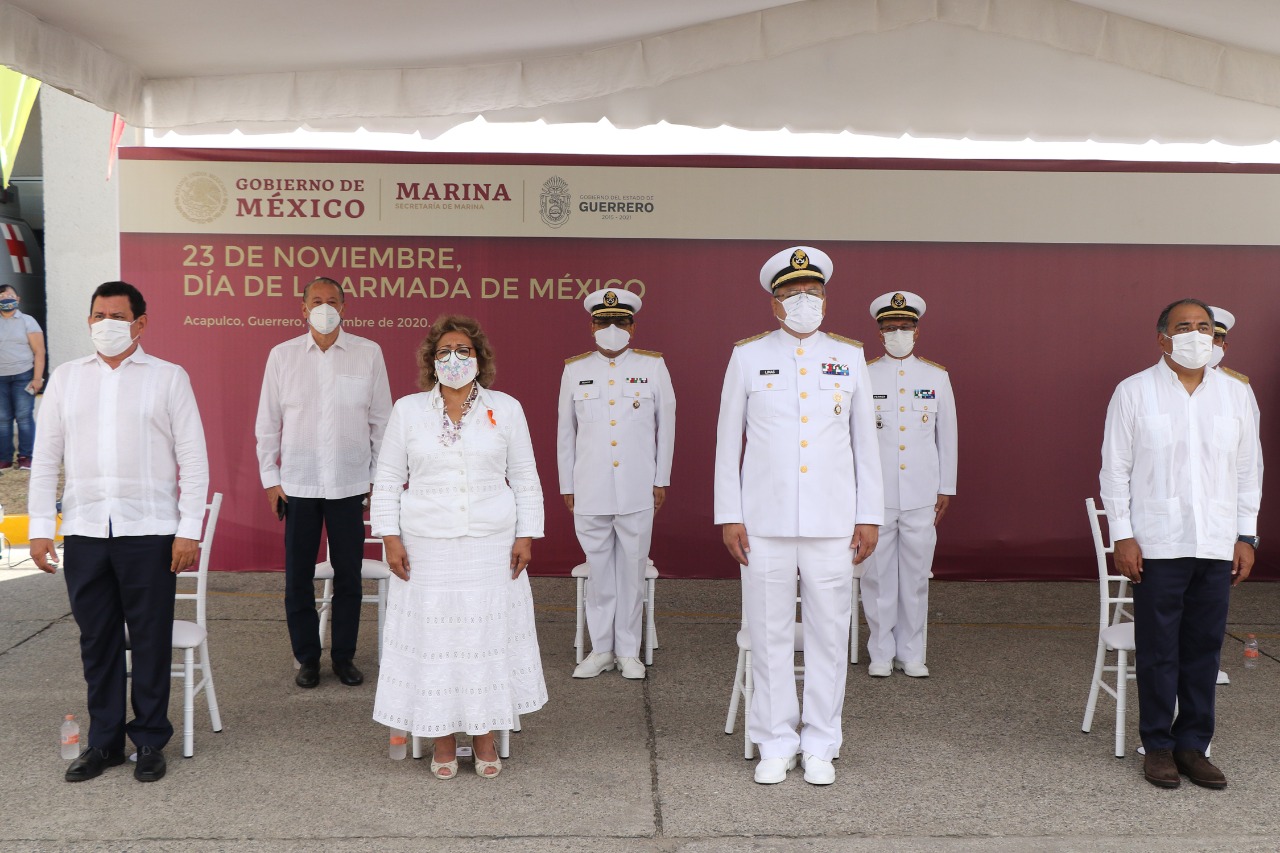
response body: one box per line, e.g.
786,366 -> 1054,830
0,284 -> 44,469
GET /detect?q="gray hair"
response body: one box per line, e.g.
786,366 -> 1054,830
303,276 -> 344,303
1156,298 -> 1213,334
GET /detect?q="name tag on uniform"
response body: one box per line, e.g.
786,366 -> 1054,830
626,377 -> 648,384
873,394 -> 888,399
915,389 -> 936,399
759,369 -> 780,375
822,363 -> 849,376
579,379 -> 594,385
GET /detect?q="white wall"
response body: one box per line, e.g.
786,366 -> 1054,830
40,86 -> 121,369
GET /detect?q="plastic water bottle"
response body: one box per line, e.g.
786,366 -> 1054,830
388,728 -> 408,760
60,715 -> 80,759
1244,634 -> 1260,669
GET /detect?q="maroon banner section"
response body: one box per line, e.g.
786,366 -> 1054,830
120,233 -> 1280,580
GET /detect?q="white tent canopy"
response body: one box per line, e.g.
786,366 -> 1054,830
4,0 -> 1280,142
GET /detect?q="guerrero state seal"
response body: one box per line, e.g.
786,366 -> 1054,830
540,176 -> 571,229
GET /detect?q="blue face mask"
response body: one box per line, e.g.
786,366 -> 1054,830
0,300 -> 18,312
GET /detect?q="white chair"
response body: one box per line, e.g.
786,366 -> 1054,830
126,492 -> 225,758
316,520 -> 392,661
572,559 -> 659,665
1082,497 -> 1137,758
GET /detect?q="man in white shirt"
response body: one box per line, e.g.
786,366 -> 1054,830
861,291 -> 957,678
30,281 -> 209,784
714,246 -> 883,786
255,277 -> 392,689
1100,298 -> 1260,791
558,288 -> 676,681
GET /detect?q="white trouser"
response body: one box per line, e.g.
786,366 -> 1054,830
743,535 -> 852,762
574,508 -> 654,659
860,505 -> 936,665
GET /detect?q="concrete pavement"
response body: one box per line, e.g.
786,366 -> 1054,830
2,567 -> 1278,852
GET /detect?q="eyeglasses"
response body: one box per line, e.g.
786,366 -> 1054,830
591,317 -> 634,327
774,287 -> 824,302
879,324 -> 917,333
435,346 -> 472,361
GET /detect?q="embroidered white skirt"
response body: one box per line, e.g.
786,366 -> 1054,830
372,530 -> 547,737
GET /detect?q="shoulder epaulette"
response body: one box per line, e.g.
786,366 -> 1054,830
1221,366 -> 1250,384
632,348 -> 663,358
826,333 -> 863,348
866,356 -> 882,365
734,331 -> 771,347
564,352 -> 593,365
918,357 -> 948,372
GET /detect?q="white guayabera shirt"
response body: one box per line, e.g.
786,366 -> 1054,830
1100,360 -> 1261,561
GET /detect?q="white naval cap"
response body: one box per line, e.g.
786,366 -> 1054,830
758,246 -> 833,293
870,291 -> 927,321
583,287 -> 642,318
1208,306 -> 1235,334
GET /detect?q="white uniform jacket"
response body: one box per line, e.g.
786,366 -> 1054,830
867,354 -> 958,512
557,348 -> 676,516
1100,360 -> 1261,561
714,328 -> 884,537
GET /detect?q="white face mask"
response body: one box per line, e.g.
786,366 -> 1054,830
90,318 -> 138,358
883,329 -> 916,358
779,293 -> 824,334
1164,331 -> 1213,370
1208,344 -> 1225,369
594,324 -> 631,352
435,352 -> 479,389
308,304 -> 341,335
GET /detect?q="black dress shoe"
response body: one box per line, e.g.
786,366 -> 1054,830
134,745 -> 166,782
333,659 -> 364,686
296,660 -> 321,688
65,746 -> 125,782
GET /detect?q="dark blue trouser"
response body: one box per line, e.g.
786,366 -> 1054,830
283,494 -> 364,664
63,534 -> 176,752
1132,557 -> 1231,752
0,368 -> 35,459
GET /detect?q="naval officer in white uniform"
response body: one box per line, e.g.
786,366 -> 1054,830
861,291 -> 957,678
714,246 -> 883,786
559,288 -> 676,681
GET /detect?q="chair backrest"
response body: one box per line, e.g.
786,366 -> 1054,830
1085,497 -> 1132,630
177,492 -> 223,626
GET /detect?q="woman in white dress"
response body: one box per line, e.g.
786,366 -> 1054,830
371,315 -> 547,779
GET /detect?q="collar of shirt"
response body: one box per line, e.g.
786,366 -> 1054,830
302,327 -> 348,353
1155,357 -> 1211,396
426,383 -> 496,410
80,345 -> 154,371
592,348 -> 630,366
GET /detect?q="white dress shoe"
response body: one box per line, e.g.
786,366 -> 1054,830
894,659 -> 929,678
617,656 -> 646,679
868,661 -> 892,677
753,754 -> 798,784
572,652 -> 617,678
802,753 -> 836,785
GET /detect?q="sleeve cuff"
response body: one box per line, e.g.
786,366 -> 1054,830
1109,519 -> 1134,541
28,520 -> 56,540
1238,517 -> 1258,537
177,519 -> 204,540
260,472 -> 281,489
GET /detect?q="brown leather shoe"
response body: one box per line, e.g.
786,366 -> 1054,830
1173,750 -> 1227,789
1143,748 -> 1181,788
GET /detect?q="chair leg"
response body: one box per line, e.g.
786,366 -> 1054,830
412,735 -> 423,759
498,728 -> 510,759
1114,649 -> 1128,758
317,578 -> 334,650
725,649 -> 746,734
644,577 -> 656,666
376,577 -> 388,663
849,577 -> 860,665
183,648 -> 196,758
743,650 -> 755,760
198,639 -> 223,732
574,577 -> 586,664
1082,639 -> 1106,733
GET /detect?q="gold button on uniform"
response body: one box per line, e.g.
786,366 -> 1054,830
767,383 -> 773,389
796,348 -> 805,356
900,406 -> 905,412
613,461 -> 620,468
801,416 -> 809,423
899,370 -> 905,376
609,400 -> 616,405
611,440 -> 617,447
801,440 -> 809,448
609,379 -> 615,385
800,466 -> 808,473
899,444 -> 906,450
609,362 -> 616,368
900,463 -> 907,470
899,425 -> 906,432
800,392 -> 808,399
899,388 -> 906,394
800,368 -> 808,375
834,382 -> 841,388
610,419 -> 617,426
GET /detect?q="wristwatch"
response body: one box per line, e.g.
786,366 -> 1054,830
1238,535 -> 1260,551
